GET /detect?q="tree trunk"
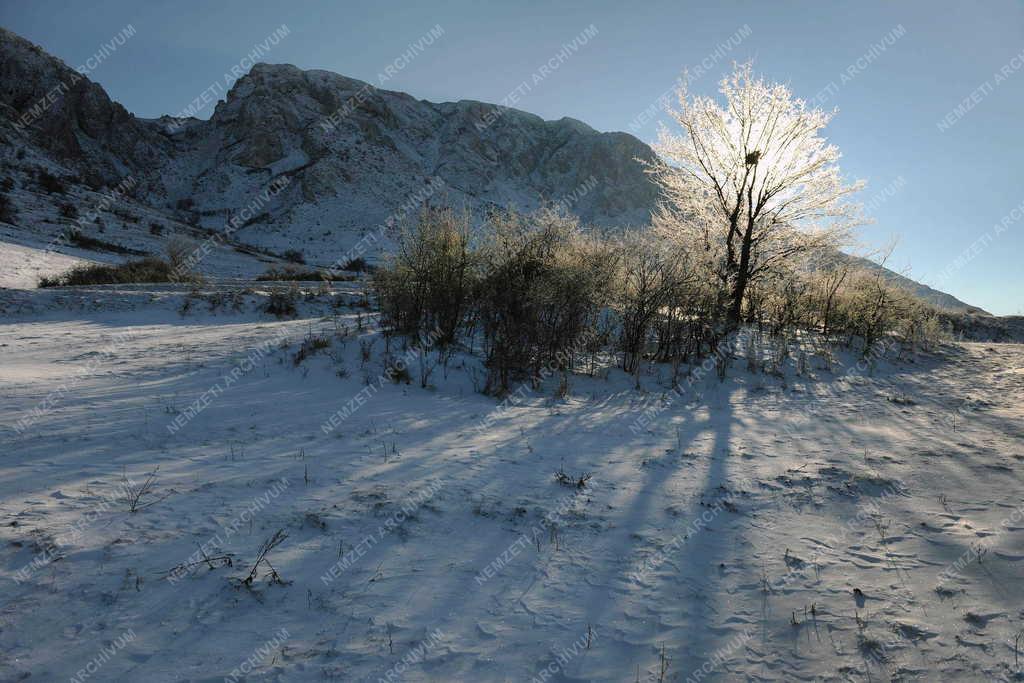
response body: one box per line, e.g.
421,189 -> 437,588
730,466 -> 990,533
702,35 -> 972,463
726,220 -> 755,331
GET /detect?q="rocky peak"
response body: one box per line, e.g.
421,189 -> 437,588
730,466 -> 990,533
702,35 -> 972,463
0,28 -> 167,187
0,27 -> 664,255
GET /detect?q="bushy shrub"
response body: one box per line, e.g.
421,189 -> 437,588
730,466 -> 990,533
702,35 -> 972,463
39,257 -> 175,287
612,231 -> 690,374
473,209 -> 613,394
754,262 -> 946,355
60,202 -> 79,219
759,272 -> 813,339
293,334 -> 332,365
895,303 -> 945,353
283,249 -> 305,264
162,237 -> 202,283
342,257 -> 372,272
375,205 -> 474,347
263,285 -> 299,318
375,206 -> 614,395
257,266 -> 355,282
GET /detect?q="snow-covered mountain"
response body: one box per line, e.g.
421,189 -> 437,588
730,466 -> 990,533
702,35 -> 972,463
0,27 -> 985,313
1,27 -> 657,256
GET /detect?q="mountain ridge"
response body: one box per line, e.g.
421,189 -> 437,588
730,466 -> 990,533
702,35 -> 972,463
0,27 -> 986,314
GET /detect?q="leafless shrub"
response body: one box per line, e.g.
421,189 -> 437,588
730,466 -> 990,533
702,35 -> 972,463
263,285 -> 299,318
614,230 -> 690,376
121,466 -> 168,513
475,208 -> 614,395
375,205 -> 474,347
164,237 -> 197,277
237,528 -> 289,587
359,338 -> 374,366
293,334 -> 331,366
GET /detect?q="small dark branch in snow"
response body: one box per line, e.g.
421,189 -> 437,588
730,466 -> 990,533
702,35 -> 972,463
121,465 -> 171,513
237,528 -> 289,587
554,463 -> 592,489
164,554 -> 233,579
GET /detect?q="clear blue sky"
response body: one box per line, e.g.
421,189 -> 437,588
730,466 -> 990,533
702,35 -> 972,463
2,0 -> 1022,314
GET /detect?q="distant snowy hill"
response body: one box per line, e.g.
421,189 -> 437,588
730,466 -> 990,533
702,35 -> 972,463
0,27 -> 984,313
849,256 -> 990,315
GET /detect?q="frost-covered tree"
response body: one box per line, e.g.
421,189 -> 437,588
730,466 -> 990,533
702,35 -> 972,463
650,62 -> 864,332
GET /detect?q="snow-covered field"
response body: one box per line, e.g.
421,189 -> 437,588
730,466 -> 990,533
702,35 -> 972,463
1,285 -> 1022,682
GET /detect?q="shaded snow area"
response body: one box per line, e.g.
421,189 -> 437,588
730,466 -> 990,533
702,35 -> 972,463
1,290 -> 1023,682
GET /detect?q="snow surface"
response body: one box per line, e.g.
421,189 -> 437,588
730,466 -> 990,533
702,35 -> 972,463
1,285 -> 1023,682
0,233 -> 90,290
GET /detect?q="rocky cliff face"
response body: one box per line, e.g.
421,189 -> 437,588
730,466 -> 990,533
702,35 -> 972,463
2,28 -> 658,258
169,62 -> 661,243
0,28 -> 168,188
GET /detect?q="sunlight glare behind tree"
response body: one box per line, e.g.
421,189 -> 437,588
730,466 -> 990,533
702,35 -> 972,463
649,62 -> 865,333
